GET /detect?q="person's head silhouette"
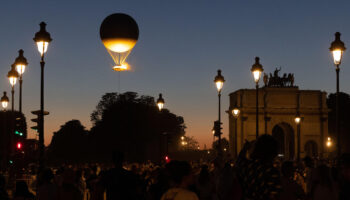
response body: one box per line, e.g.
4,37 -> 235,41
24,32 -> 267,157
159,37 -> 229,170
112,151 -> 124,168
251,134 -> 278,163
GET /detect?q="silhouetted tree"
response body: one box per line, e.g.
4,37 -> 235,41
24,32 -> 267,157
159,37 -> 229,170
46,92 -> 186,163
47,120 -> 88,163
90,92 -> 118,125
212,137 -> 230,153
327,92 -> 350,153
180,136 -> 199,151
89,92 -> 186,162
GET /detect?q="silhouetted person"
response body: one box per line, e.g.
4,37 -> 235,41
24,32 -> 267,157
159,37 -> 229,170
302,156 -> 315,195
216,162 -> 242,200
86,165 -> 104,200
339,153 -> 350,200
161,160 -> 198,200
279,161 -> 305,200
195,165 -> 215,200
58,168 -> 83,200
101,151 -> 139,200
75,169 -> 86,199
14,181 -> 35,200
0,174 -> 9,200
37,168 -> 58,200
236,135 -> 281,200
147,168 -> 170,200
310,164 -> 338,200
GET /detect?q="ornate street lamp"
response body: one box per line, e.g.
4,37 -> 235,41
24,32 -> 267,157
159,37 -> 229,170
156,93 -> 166,163
7,64 -> 19,112
7,65 -> 18,163
1,92 -> 9,110
214,70 -> 225,153
251,57 -> 263,139
33,22 -> 52,170
232,107 -> 240,117
1,91 -> 9,167
156,93 -> 165,111
326,137 -> 332,148
295,113 -> 302,161
326,137 -> 332,158
214,70 -> 225,92
330,32 -> 346,157
232,106 -> 240,157
14,49 -> 28,113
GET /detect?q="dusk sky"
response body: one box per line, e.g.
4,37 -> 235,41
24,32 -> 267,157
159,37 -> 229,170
1,1 -> 350,147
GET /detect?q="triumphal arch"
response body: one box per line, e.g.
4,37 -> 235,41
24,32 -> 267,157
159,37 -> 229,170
228,68 -> 329,160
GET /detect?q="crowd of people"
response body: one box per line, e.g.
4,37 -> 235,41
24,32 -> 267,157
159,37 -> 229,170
0,134 -> 350,200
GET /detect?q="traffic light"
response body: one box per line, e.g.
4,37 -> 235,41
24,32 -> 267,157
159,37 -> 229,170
15,130 -> 23,136
213,120 -> 222,137
16,142 -> 22,150
31,110 -> 49,133
15,117 -> 25,137
31,117 -> 39,132
164,155 -> 170,163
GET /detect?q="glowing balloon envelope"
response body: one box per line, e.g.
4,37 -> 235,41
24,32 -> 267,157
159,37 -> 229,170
100,13 -> 139,68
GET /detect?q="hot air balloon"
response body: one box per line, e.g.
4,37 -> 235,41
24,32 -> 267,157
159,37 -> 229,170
100,13 -> 139,71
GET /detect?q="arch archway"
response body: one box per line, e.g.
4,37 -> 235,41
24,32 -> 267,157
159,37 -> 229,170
272,123 -> 295,160
304,140 -> 318,157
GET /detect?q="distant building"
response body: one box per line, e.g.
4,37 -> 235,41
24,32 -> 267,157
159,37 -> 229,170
228,69 -> 329,159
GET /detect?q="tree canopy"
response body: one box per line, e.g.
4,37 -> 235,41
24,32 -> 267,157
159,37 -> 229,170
48,92 -> 186,163
47,120 -> 88,163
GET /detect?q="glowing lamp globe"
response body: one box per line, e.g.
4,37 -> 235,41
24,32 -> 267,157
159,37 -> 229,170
251,57 -> 264,83
330,32 -> 346,65
7,65 -> 19,86
326,137 -> 332,147
214,70 -> 225,92
14,49 -> 28,75
156,93 -> 165,111
232,107 -> 240,118
33,22 -> 52,56
1,92 -> 9,109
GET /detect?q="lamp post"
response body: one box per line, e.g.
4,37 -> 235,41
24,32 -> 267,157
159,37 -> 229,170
156,93 -> 165,162
214,69 -> 225,153
156,93 -> 165,111
1,92 -> 9,111
7,66 -> 18,166
212,128 -> 215,142
329,32 -> 346,157
1,92 -> 9,170
33,22 -> 52,170
295,114 -> 301,161
14,49 -> 28,113
7,65 -> 19,112
326,137 -> 332,158
251,57 -> 264,139
232,107 -> 240,158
